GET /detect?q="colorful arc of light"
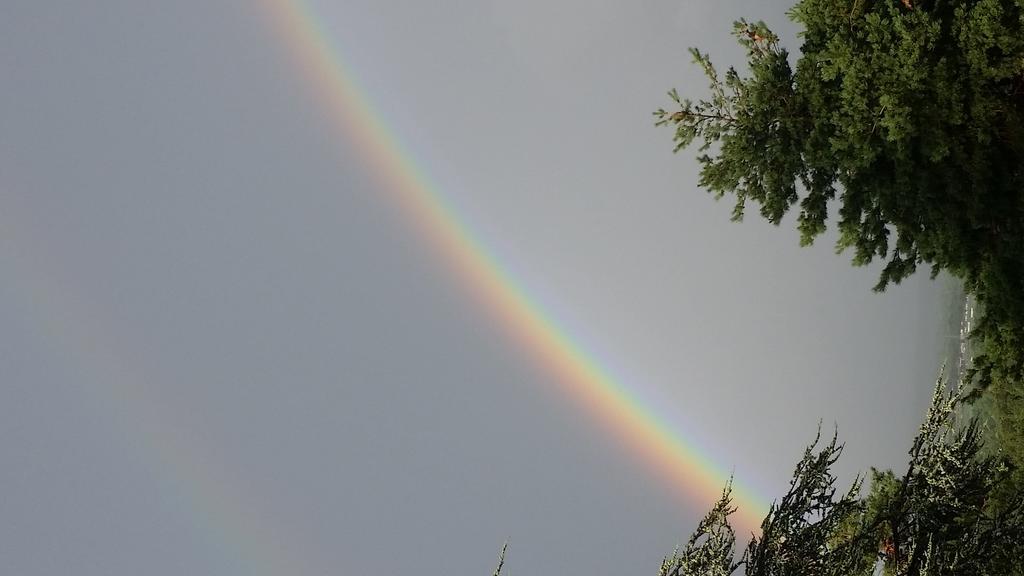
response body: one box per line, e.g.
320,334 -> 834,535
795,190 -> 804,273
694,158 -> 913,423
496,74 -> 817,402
261,0 -> 769,536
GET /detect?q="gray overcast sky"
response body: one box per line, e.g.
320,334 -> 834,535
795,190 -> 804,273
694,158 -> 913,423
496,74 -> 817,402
1,1 -> 949,575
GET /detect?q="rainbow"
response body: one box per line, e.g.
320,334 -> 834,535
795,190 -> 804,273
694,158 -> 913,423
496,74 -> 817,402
0,201 -> 314,575
259,0 -> 768,536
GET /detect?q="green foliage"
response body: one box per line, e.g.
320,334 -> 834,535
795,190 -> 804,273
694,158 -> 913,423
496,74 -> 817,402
740,431 -> 874,576
660,431 -> 876,576
656,1 -> 1024,400
872,382 -> 1024,576
657,0 -> 1024,502
657,481 -> 740,576
662,379 -> 1024,576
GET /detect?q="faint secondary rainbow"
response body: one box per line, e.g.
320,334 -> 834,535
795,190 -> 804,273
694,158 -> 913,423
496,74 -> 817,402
0,197 -> 314,576
260,0 -> 769,535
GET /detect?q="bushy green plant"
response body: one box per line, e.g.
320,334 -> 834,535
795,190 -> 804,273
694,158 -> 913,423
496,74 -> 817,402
661,380 -> 1024,576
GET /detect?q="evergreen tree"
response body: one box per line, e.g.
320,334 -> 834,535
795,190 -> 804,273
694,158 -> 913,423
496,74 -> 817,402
655,1 -> 1024,399
659,379 -> 1024,576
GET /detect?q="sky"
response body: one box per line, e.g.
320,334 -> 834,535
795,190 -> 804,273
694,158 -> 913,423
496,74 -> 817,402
0,1 -> 951,575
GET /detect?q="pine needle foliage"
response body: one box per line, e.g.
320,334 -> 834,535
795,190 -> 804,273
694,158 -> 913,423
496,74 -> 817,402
655,0 -> 1024,407
661,379 -> 1024,576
